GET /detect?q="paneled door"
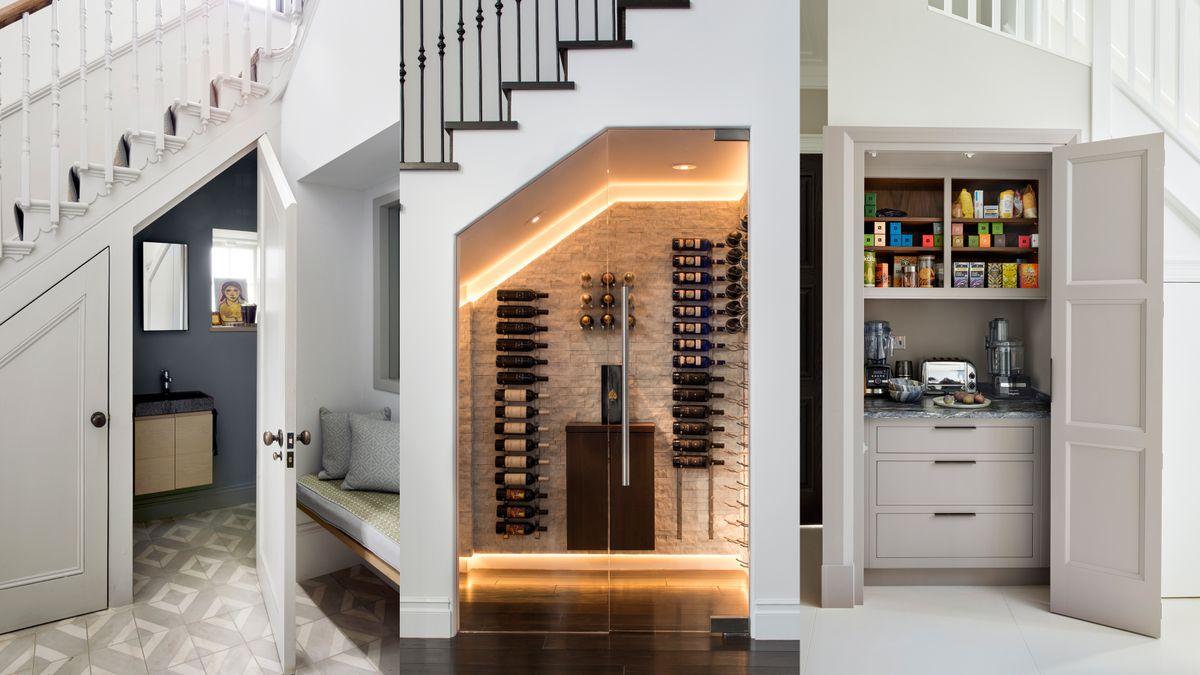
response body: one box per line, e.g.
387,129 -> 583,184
0,253 -> 108,633
1050,133 -> 1164,637
256,135 -> 299,670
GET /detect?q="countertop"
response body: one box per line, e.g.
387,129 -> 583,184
133,391 -> 215,417
864,393 -> 1050,419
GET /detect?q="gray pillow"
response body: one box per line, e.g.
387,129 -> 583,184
318,407 -> 391,480
342,416 -> 400,493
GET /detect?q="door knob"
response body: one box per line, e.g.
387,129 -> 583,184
297,430 -> 311,445
90,412 -> 107,428
272,451 -> 282,461
262,430 -> 283,446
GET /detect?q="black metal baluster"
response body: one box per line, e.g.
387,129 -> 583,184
535,0 -> 541,81
611,0 -> 616,40
495,0 -> 503,120
400,3 -> 406,162
418,0 -> 426,162
554,0 -> 561,81
438,0 -> 446,162
458,0 -> 465,121
476,1 -> 484,121
594,0 -> 598,40
574,0 -> 579,40
515,0 -> 522,81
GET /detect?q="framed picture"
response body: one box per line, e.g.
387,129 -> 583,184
214,277 -> 249,324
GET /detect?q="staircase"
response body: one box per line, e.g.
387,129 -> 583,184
0,0 -> 311,281
399,0 -> 691,170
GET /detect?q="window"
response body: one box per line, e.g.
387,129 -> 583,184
211,228 -> 259,317
374,195 -> 401,392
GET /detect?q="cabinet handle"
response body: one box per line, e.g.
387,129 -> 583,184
933,512 -> 977,517
933,425 -> 977,430
933,460 -> 976,464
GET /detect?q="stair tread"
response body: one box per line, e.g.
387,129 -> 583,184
399,162 -> 461,171
558,39 -> 634,50
619,0 -> 690,7
501,81 -> 577,91
22,199 -> 89,212
444,120 -> 520,131
174,100 -> 234,116
127,130 -> 187,145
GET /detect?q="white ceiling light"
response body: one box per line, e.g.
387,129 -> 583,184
529,212 -> 542,224
672,163 -> 697,171
964,152 -> 976,159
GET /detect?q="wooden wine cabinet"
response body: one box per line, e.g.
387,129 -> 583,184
565,422 -> 655,551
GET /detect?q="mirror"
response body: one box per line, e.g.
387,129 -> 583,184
142,242 -> 189,331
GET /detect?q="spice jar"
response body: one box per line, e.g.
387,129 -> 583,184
917,255 -> 936,288
899,264 -> 917,288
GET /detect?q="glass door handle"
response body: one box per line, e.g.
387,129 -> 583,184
620,284 -> 630,487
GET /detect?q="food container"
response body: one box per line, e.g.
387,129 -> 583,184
953,262 -> 970,288
999,190 -> 1015,218
977,223 -> 990,235
969,262 -> 986,288
935,262 -> 945,287
973,190 -> 984,219
968,235 -> 979,248
917,255 -> 936,288
864,251 -> 876,287
1002,263 -> 1018,288
875,262 -> 890,288
922,234 -> 935,248
952,235 -> 964,247
887,378 -> 925,403
898,264 -> 917,288
980,234 -> 992,248
934,234 -> 944,247
874,222 -> 887,234
986,263 -> 1004,288
951,222 -> 964,236
874,233 -> 887,246
1020,263 -> 1039,288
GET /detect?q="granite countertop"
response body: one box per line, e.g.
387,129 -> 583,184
864,393 -> 1050,419
133,391 -> 215,417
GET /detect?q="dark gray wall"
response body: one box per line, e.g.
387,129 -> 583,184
133,152 -> 257,519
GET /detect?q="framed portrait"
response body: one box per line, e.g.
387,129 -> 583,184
214,277 -> 249,324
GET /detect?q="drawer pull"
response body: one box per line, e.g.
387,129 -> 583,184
933,459 -> 977,464
933,512 -> 977,517
933,425 -> 977,430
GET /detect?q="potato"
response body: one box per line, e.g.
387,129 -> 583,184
976,396 -> 988,405
954,391 -> 966,403
943,394 -> 954,405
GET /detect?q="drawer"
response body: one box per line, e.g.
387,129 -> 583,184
875,460 -> 1034,506
875,513 -> 1034,559
875,425 -> 1034,455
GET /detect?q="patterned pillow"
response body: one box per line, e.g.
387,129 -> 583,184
342,416 -> 400,493
318,407 -> 391,480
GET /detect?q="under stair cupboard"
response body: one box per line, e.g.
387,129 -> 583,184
824,127 -> 1166,638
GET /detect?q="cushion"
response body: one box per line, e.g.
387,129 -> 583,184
342,416 -> 400,493
318,406 -> 391,480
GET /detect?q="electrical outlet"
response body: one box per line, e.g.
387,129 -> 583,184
893,335 -> 907,350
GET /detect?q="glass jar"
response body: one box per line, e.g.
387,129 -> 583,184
917,255 -> 936,288
900,264 -> 917,288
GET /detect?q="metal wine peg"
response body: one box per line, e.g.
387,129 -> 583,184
580,272 -> 592,287
623,272 -> 635,286
580,292 -> 593,308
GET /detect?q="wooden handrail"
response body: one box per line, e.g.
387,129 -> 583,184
0,1 -> 53,31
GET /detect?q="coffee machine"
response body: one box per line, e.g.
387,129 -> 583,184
864,320 -> 894,396
986,318 -> 1032,398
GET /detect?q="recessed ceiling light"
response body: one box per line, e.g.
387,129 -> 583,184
672,163 -> 697,171
964,152 -> 976,159
529,213 -> 542,224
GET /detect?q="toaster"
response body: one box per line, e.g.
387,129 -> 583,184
921,358 -> 977,394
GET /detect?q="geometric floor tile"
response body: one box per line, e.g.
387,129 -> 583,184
139,626 -> 197,672
31,618 -> 89,668
173,588 -> 228,626
87,638 -> 147,675
84,609 -> 139,648
0,633 -> 35,675
131,603 -> 185,639
231,605 -> 273,642
184,614 -> 243,658
32,650 -> 90,675
295,618 -> 370,663
245,636 -> 311,675
200,644 -> 262,675
147,658 -> 205,675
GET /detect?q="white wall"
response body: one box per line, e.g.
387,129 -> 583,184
398,0 -> 801,640
827,0 -> 1091,133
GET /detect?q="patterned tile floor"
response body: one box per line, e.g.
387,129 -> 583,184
0,503 -> 399,675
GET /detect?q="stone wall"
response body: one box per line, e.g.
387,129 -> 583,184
458,199 -> 748,554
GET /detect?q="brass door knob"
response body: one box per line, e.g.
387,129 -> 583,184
262,430 -> 283,446
90,412 -> 108,428
272,451 -> 282,461
297,430 -> 312,445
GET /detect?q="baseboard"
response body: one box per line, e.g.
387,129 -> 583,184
751,598 -> 803,640
295,512 -> 364,582
462,553 -> 745,572
820,563 -> 855,608
865,567 -> 1050,587
399,597 -> 454,638
132,482 -> 256,521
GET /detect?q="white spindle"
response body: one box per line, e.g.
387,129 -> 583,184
967,0 -> 977,23
1152,0 -> 1160,106
223,0 -> 230,74
50,0 -> 61,225
1,56 -> 4,253
242,0 -> 251,101
19,14 -> 30,209
155,0 -> 165,157
1176,0 -> 1185,124
179,0 -> 188,103
79,0 -> 88,169
262,0 -> 271,57
991,0 -> 999,31
132,0 -> 140,131
1016,0 -> 1026,40
104,0 -> 114,190
1065,0 -> 1075,56
201,0 -> 211,127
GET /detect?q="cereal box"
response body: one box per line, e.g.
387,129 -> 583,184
1019,263 -> 1039,288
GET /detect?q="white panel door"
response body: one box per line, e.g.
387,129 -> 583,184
1051,133 -> 1164,637
0,253 -> 108,633
256,135 -> 298,671
1163,282 -> 1200,597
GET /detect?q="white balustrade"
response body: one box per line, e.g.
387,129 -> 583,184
132,0 -> 140,131
926,0 -> 1093,65
155,0 -> 165,157
202,0 -> 211,127
20,13 -> 30,209
50,0 -> 61,225
179,0 -> 188,104
79,0 -> 88,169
104,0 -> 114,190
242,0 -> 251,101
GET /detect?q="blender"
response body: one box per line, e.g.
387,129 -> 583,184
864,320 -> 894,397
986,318 -> 1032,398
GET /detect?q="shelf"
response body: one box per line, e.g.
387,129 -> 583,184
210,325 -> 256,332
864,287 -> 1046,300
864,246 -> 941,254
863,216 -> 944,224
952,217 -> 1038,224
950,247 -> 1038,255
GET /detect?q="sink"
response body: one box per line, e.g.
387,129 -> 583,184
134,390 -> 215,417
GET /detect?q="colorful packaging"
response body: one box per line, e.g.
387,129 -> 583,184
952,235 -> 964,248
874,222 -> 887,234
1018,235 -> 1031,248
969,262 -> 986,288
983,205 -> 1000,218
951,222 -> 964,236
953,262 -> 970,288
1020,263 -> 1039,288
968,235 -> 980,248
1030,233 -> 1039,248
973,190 -> 984,219
889,234 -> 903,247
866,205 -> 877,217
979,234 -> 992,248
865,234 -> 876,247
865,192 -> 877,206
1022,184 -> 1037,218
876,262 -> 890,288
977,223 -> 990,235
902,234 -> 914,246
991,222 -> 1004,235
999,190 -> 1015,218
865,251 -> 876,287
993,234 -> 1007,248
958,189 -> 975,218
934,234 -> 944,247
1002,263 -> 1018,288
889,222 -> 903,235
932,222 -> 944,235
874,234 -> 887,246
921,234 -> 935,248
986,263 -> 1004,288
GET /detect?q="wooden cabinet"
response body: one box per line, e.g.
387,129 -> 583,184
565,423 -> 655,551
134,411 -> 213,496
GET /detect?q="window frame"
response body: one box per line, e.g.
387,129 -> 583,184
374,192 -> 401,393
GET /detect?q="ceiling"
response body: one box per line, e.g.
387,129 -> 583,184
457,129 -> 747,300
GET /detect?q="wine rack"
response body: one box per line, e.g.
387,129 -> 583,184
493,288 -> 549,538
577,271 -> 635,332
723,216 -> 750,569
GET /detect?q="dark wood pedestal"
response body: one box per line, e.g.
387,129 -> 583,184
565,422 -> 655,551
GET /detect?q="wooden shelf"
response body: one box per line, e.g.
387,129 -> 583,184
951,247 -> 1039,255
210,325 -> 256,332
862,216 -> 944,224
864,246 -> 941,254
952,217 -> 1038,224
864,287 -> 1046,300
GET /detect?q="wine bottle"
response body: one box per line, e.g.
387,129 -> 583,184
497,289 -> 549,302
673,455 -> 724,468
495,355 -> 548,368
673,354 -> 726,368
495,487 -> 547,502
497,372 -> 549,385
673,371 -> 725,386
672,305 -> 727,319
494,422 -> 546,435
672,237 -> 725,251
600,272 -> 616,287
579,314 -> 595,329
726,265 -> 746,282
738,216 -> 749,232
673,338 -> 725,352
672,288 -> 725,302
673,420 -> 725,435
725,247 -> 746,265
673,271 -> 725,285
672,404 -> 724,419
496,305 -> 549,318
494,471 -> 546,486
494,438 -> 550,452
496,338 -> 548,352
673,388 -> 724,402
723,300 -> 746,315
724,316 -> 746,333
496,321 -> 548,335
672,255 -> 724,269
495,455 -> 549,469
495,405 -> 539,419
673,321 -> 721,335
495,388 -> 543,402
495,520 -> 547,535
672,438 -> 726,452
726,230 -> 745,249
496,505 -> 549,519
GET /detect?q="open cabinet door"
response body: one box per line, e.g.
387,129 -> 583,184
1050,133 -> 1164,637
256,135 -> 299,670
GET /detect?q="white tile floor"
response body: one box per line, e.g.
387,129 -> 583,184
799,531 -> 1200,675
